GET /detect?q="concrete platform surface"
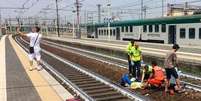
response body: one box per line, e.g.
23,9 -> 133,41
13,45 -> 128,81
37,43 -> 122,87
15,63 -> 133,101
0,35 -> 74,101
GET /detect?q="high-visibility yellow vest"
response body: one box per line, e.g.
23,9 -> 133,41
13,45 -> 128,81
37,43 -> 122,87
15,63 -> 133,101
145,65 -> 153,74
130,47 -> 141,61
126,42 -> 132,55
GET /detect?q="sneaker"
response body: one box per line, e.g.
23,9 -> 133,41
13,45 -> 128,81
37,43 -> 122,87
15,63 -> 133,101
36,65 -> 43,71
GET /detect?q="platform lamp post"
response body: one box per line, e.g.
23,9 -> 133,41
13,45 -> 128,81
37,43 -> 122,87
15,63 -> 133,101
55,0 -> 60,37
107,0 -> 111,41
141,0 -> 143,19
72,10 -> 76,38
75,0 -> 81,39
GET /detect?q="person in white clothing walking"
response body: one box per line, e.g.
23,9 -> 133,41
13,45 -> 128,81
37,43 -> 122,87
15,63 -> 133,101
17,26 -> 42,71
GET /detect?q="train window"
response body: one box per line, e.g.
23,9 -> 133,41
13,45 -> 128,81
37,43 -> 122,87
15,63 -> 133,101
121,26 -> 124,32
189,28 -> 195,39
101,30 -> 103,35
106,30 -> 108,35
113,29 -> 116,36
180,28 -> 186,38
126,26 -> 128,32
149,25 -> 153,32
161,24 -> 166,32
130,26 -> 133,32
199,28 -> 201,39
104,30 -> 106,35
155,25 -> 159,32
110,29 -> 112,36
143,25 -> 147,32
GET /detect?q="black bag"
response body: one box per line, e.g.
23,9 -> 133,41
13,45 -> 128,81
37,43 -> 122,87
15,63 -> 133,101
29,47 -> 34,54
29,33 -> 39,54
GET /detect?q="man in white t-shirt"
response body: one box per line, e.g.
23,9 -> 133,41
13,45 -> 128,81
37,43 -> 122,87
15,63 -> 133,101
17,26 -> 42,71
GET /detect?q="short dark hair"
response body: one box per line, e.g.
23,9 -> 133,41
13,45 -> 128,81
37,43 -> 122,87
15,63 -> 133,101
144,65 -> 149,69
35,26 -> 40,32
172,44 -> 180,50
151,61 -> 157,66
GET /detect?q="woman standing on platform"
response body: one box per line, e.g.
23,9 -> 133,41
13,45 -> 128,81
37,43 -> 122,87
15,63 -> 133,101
17,26 -> 42,71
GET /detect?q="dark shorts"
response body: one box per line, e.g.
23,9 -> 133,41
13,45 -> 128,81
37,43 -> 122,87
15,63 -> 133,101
165,68 -> 178,80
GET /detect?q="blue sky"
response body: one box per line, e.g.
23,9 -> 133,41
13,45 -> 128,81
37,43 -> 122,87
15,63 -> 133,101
1,0 -> 201,23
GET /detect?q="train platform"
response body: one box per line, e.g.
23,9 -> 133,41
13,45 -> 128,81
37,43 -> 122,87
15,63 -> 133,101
0,35 -> 74,101
44,35 -> 201,53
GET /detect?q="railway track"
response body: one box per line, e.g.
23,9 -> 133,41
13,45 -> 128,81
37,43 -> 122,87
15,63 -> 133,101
39,38 -> 201,92
41,38 -> 201,82
14,35 -> 147,101
44,37 -> 201,62
15,35 -> 201,100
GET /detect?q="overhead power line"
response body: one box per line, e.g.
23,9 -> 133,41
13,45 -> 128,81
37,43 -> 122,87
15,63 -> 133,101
0,7 -> 29,9
22,0 -> 31,8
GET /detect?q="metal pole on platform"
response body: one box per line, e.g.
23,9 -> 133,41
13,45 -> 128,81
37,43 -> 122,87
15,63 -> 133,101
72,10 -> 76,38
97,4 -> 101,23
55,0 -> 60,37
75,0 -> 81,39
141,0 -> 143,19
107,0 -> 111,40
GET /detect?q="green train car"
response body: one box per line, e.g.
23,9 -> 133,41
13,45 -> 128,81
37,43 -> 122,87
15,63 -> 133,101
87,14 -> 201,45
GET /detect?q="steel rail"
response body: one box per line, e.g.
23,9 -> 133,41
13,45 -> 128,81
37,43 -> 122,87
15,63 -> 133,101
14,36 -> 94,101
41,39 -> 201,81
17,36 -> 146,101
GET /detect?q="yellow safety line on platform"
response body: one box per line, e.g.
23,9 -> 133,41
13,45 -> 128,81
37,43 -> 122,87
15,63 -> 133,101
9,36 -> 62,101
0,35 -> 7,101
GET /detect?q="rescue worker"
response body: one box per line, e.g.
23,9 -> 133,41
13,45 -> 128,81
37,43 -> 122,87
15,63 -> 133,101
120,73 -> 135,87
130,43 -> 142,81
141,65 -> 152,83
164,44 -> 181,93
126,40 -> 135,75
145,61 -> 165,88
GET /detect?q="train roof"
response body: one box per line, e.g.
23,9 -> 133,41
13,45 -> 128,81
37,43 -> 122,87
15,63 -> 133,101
86,14 -> 201,27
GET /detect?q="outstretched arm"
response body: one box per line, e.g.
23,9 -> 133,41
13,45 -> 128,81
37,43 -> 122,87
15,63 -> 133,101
141,70 -> 145,83
16,27 -> 27,36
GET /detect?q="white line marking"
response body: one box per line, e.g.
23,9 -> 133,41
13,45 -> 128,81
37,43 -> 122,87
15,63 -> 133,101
0,35 -> 7,101
13,36 -> 74,101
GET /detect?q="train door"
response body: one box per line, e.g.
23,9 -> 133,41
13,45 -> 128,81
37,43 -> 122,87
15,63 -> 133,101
95,27 -> 98,38
168,25 -> 176,44
116,27 -> 120,40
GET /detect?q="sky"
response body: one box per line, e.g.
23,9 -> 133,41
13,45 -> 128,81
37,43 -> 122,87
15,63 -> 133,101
0,0 -> 201,24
